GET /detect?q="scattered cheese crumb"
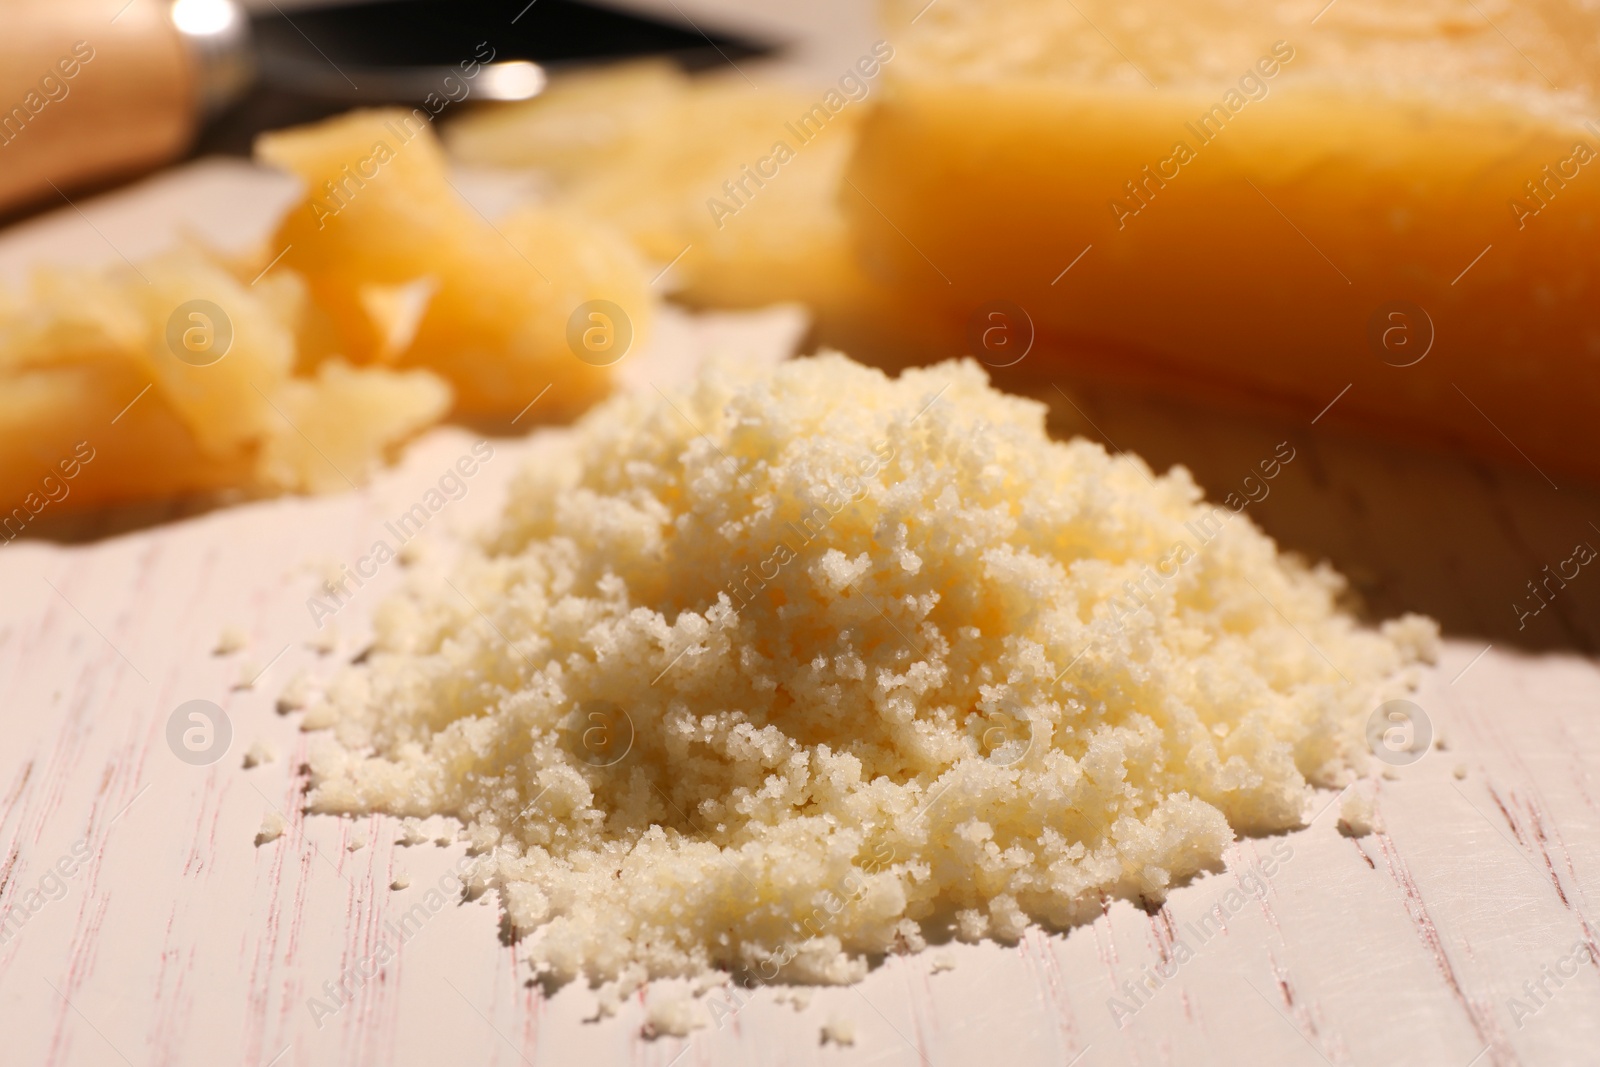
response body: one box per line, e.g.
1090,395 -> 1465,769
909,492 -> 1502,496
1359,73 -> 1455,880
391,873 -> 411,890
593,967 -> 648,1021
256,812 -> 286,845
348,827 -> 368,851
397,539 -> 428,567
1453,764 -> 1469,780
277,670 -> 313,715
242,740 -> 277,769
1339,787 -> 1383,837
643,990 -> 705,1038
820,1016 -> 856,1047
214,626 -> 249,656
930,951 -> 955,974
777,988 -> 813,1011
302,354 -> 1436,987
235,660 -> 263,690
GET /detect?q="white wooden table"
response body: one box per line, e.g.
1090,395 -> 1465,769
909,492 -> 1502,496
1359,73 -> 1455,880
5,9 -> 1600,1064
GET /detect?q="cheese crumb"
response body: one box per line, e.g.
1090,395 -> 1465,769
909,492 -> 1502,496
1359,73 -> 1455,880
594,966 -> 648,1021
256,812 -> 286,845
277,670 -> 314,715
820,1016 -> 856,1046
777,988 -> 813,1011
242,740 -> 277,769
235,660 -> 263,690
303,353 -> 1435,987
642,990 -> 705,1038
1339,787 -> 1382,837
391,873 -> 411,890
214,626 -> 249,656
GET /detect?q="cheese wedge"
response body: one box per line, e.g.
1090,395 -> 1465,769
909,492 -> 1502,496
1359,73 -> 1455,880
845,0 -> 1600,480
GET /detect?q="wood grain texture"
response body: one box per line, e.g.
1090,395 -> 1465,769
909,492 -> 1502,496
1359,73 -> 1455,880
4,478 -> 1598,1067
4,100 -> 1600,1067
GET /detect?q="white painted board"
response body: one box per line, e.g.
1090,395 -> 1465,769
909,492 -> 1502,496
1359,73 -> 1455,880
2,100 -> 1598,1067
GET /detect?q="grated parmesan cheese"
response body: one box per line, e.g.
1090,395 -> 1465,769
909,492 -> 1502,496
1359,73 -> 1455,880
302,353 -> 1435,986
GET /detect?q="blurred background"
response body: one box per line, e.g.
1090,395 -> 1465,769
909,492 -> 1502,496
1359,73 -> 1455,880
2,0 -> 1597,659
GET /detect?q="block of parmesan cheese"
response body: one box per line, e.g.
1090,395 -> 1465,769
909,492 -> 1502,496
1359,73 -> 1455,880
846,0 -> 1600,480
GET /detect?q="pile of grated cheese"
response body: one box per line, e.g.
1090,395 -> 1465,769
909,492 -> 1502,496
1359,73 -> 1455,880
303,352 -> 1434,992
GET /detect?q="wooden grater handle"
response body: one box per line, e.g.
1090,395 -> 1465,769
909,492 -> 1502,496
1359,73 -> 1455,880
0,0 -> 197,215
